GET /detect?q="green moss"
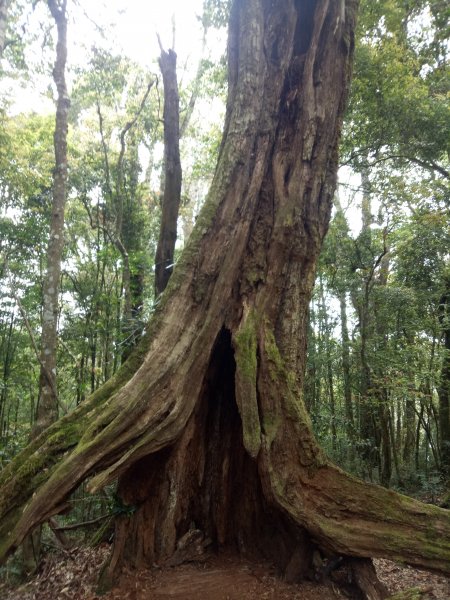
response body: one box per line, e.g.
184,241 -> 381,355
268,462 -> 287,499
234,310 -> 261,458
264,328 -> 308,415
261,326 -> 327,473
388,588 -> 427,600
264,327 -> 285,375
235,311 -> 258,380
46,424 -> 78,447
15,453 -> 46,481
261,412 -> 282,442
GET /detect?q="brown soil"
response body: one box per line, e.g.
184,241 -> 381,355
1,546 -> 449,599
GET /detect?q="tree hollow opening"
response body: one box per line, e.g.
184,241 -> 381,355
112,327 -> 311,576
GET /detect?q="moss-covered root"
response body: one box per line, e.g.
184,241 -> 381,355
233,308 -> 261,458
0,334 -> 151,564
388,589 -> 429,600
257,326 -> 450,575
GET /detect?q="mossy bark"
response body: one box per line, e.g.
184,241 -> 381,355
1,0 -> 449,589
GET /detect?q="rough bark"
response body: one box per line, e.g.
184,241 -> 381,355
35,0 -> 69,436
154,47 -> 182,297
1,0 -> 449,588
438,278 -> 450,480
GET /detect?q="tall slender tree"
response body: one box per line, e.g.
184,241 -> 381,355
438,274 -> 450,480
35,0 -> 69,436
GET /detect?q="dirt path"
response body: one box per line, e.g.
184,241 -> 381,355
106,555 -> 338,600
1,546 -> 449,599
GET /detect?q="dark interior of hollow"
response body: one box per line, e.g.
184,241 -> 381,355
117,328 -> 313,574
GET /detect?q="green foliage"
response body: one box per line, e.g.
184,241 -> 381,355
394,209 -> 450,295
311,0 -> 449,484
344,0 -> 449,180
201,0 -> 232,29
1,0 -> 225,475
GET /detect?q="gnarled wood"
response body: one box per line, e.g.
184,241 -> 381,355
1,0 -> 449,589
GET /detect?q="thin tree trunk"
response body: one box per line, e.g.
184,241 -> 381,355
416,403 -> 440,471
35,0 -> 69,436
375,247 -> 392,487
438,280 -> 450,479
403,392 -> 416,465
356,166 -> 376,473
378,395 -> 392,487
304,302 -> 317,414
339,292 -> 355,440
0,312 -> 14,446
415,403 -> 424,471
319,277 -> 337,452
154,47 -> 182,297
388,408 -> 403,487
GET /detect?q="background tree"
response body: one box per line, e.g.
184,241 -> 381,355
0,112 -> 54,461
305,0 -> 449,492
35,0 -> 69,436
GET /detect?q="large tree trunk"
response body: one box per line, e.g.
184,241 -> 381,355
1,0 -> 449,587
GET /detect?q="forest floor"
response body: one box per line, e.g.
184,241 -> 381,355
0,544 -> 449,600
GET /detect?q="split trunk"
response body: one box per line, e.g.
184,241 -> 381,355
1,0 -> 449,591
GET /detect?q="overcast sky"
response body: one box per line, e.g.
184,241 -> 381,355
1,0 -> 225,114
73,0 -> 207,68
